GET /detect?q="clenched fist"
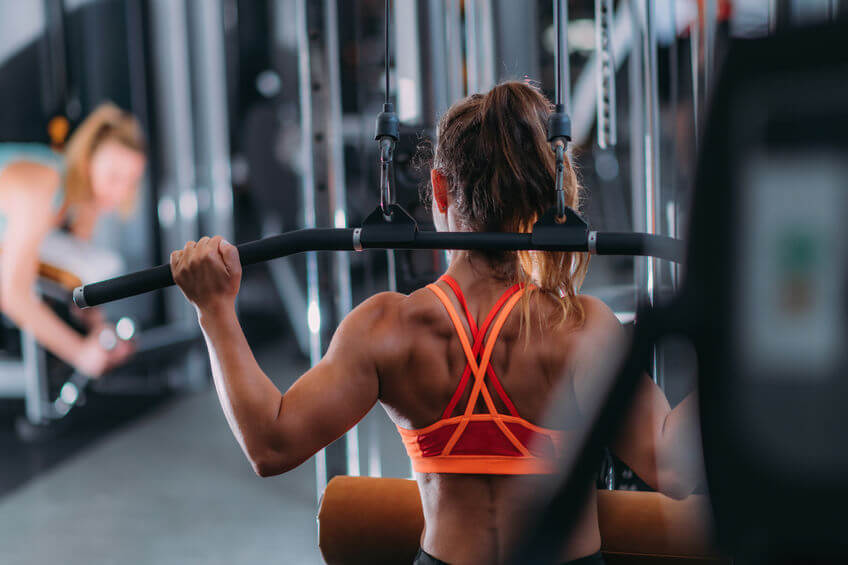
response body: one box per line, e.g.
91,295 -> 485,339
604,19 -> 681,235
171,236 -> 242,313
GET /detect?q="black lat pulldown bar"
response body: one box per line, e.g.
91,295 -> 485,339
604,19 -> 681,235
73,205 -> 684,309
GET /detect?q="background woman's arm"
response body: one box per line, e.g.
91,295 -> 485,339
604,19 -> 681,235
0,163 -> 95,369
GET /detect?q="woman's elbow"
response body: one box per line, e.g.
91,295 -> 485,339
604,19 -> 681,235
655,467 -> 697,500
0,290 -> 33,324
248,449 -> 303,478
251,458 -> 283,478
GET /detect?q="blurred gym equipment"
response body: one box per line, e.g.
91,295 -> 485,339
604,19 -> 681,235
72,0 -> 684,310
513,19 -> 848,564
317,476 -> 726,565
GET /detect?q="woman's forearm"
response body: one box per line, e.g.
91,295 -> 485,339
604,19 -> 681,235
2,295 -> 85,366
197,305 -> 285,467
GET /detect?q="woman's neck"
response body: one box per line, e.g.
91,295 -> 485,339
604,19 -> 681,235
444,251 -> 521,289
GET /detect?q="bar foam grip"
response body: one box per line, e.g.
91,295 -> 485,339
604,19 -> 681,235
74,229 -> 355,308
596,232 -> 686,263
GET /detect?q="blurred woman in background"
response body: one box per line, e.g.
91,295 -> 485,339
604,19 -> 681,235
0,103 -> 146,378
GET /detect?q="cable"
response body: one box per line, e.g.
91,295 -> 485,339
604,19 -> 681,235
554,0 -> 563,107
548,0 -> 571,219
554,0 -> 562,105
385,0 -> 390,105
375,0 -> 398,217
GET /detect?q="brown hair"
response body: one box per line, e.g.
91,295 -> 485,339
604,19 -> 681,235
63,102 -> 146,213
423,81 -> 589,330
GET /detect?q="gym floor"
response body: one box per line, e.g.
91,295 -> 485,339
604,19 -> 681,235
0,260 -> 424,565
0,341 -> 349,565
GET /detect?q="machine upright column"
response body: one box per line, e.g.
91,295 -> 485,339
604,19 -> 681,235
294,0 -> 357,498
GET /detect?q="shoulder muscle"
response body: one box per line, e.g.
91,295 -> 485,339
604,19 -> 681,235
569,295 -> 630,408
2,161 -> 60,197
324,292 -> 406,364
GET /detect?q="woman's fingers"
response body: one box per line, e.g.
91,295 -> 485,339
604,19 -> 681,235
171,235 -> 240,308
219,239 -> 242,277
170,249 -> 182,272
206,236 -> 223,267
173,236 -> 234,278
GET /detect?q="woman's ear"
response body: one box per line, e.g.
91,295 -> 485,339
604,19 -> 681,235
431,169 -> 448,214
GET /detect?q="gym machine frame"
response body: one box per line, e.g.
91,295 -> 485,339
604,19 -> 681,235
73,0 -> 684,310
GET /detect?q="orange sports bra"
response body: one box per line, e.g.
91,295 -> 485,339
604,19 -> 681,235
396,275 -> 564,475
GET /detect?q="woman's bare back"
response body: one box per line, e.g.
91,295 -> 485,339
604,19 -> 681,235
374,274 -> 607,564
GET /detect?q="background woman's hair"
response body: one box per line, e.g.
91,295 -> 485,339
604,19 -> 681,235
420,81 -> 589,329
63,102 -> 146,214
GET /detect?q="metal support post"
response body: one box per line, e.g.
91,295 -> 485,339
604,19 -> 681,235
188,0 -> 235,241
149,0 -> 200,325
465,0 -> 496,94
294,0 -> 356,499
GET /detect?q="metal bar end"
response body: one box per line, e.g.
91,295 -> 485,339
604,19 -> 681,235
73,286 -> 89,309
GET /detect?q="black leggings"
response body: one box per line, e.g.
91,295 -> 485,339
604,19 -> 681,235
413,547 -> 605,565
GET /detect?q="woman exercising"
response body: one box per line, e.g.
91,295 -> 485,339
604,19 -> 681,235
0,103 -> 146,378
172,82 -> 701,565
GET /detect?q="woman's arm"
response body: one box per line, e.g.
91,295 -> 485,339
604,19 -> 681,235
172,236 -> 386,477
572,296 -> 703,499
0,163 -> 99,370
612,376 -> 702,499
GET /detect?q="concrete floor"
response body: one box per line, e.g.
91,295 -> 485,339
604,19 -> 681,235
0,334 -> 420,565
0,321 -> 420,565
0,384 -> 325,565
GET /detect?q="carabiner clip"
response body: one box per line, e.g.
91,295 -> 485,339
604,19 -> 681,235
547,103 -> 572,222
378,138 -> 395,219
552,139 -> 567,221
375,102 -> 400,220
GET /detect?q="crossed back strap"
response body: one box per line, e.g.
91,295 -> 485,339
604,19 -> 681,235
439,276 -> 521,418
426,276 -> 531,456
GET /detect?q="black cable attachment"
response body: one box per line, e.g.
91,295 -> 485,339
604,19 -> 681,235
532,205 -> 587,250
361,203 -> 418,248
547,104 -> 572,143
374,103 -> 400,142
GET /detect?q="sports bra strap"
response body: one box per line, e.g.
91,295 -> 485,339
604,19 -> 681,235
442,288 -> 529,456
440,275 -> 478,333
465,289 -> 524,418
427,283 -> 525,421
427,283 -> 479,375
439,275 -> 522,418
440,275 -> 522,338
